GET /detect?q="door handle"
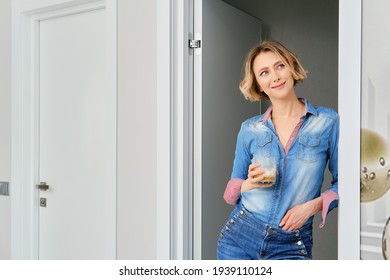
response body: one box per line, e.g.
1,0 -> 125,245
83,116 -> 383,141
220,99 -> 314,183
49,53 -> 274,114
36,182 -> 49,191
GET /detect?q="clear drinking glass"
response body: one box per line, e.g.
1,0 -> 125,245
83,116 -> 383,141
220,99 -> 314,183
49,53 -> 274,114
252,156 -> 277,185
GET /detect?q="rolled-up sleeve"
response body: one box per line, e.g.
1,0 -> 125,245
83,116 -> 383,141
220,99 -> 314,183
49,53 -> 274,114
223,178 -> 244,205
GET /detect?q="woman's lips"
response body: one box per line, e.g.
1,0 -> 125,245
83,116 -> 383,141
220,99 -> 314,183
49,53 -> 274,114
272,81 -> 286,89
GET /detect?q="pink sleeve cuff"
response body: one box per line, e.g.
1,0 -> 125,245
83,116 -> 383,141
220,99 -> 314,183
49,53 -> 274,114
319,190 -> 339,228
223,178 -> 244,205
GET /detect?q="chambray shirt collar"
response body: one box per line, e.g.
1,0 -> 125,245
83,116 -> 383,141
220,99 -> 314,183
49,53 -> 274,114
304,98 -> 318,117
260,98 -> 318,124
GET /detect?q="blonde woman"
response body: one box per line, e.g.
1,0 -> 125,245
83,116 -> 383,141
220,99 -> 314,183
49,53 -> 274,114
217,40 -> 339,260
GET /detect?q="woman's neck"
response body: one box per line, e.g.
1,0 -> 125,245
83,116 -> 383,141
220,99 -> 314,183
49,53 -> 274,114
270,96 -> 306,119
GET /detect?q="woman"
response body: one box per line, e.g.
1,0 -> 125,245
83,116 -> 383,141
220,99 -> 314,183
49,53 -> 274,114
217,40 -> 339,260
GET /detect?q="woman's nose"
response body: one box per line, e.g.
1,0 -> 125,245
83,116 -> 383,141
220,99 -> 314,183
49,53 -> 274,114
272,72 -> 281,82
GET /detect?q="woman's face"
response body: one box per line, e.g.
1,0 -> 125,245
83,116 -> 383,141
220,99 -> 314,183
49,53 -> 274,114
252,51 -> 295,100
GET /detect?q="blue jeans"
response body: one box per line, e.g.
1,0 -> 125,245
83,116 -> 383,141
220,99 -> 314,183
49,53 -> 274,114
217,201 -> 313,260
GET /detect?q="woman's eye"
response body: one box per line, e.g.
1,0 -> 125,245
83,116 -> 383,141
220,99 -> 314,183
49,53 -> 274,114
260,71 -> 267,76
277,64 -> 285,70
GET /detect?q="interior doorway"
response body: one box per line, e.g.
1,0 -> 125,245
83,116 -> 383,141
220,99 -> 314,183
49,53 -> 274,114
195,0 -> 339,260
11,0 -> 117,259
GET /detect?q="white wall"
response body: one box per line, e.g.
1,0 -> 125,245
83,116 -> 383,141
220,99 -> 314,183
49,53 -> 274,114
1,0 -> 159,260
0,0 -> 12,260
117,0 -> 158,259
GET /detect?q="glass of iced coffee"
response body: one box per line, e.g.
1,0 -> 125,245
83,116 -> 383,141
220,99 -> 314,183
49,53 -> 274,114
253,156 -> 277,185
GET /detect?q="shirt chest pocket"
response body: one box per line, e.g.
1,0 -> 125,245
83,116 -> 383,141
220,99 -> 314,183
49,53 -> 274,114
252,132 -> 272,158
297,135 -> 320,163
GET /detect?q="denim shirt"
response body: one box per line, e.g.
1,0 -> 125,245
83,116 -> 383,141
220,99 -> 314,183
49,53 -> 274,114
230,99 -> 339,228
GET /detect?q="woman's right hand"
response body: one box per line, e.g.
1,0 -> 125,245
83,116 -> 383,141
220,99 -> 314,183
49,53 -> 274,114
240,163 -> 272,193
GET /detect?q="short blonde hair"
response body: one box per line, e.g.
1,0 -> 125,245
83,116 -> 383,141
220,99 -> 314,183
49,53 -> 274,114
239,40 -> 307,101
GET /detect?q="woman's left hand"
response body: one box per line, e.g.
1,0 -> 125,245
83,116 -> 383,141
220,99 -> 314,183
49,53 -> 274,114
279,197 -> 322,231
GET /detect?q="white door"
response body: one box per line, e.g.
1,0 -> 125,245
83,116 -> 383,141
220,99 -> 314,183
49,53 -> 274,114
194,0 -> 262,259
39,9 -> 116,259
38,7 -> 116,259
11,0 -> 116,260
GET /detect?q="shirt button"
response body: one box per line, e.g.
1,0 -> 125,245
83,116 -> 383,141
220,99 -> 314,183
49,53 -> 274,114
296,241 -> 302,246
230,219 -> 235,224
240,210 -> 245,215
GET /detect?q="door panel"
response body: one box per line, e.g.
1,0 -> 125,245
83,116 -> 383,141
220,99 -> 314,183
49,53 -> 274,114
39,8 -> 116,259
201,0 -> 261,259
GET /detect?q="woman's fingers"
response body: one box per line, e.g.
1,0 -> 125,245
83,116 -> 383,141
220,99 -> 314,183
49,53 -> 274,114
241,163 -> 272,193
246,163 -> 272,188
248,163 -> 265,183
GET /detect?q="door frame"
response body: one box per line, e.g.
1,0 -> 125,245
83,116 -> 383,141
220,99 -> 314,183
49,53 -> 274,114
11,0 -> 118,259
165,0 -> 362,259
338,0 -> 361,259
156,0 -> 195,260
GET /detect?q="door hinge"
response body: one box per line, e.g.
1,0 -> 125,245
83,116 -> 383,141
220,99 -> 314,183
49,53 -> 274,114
189,39 -> 201,49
